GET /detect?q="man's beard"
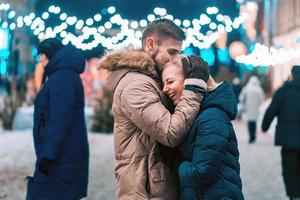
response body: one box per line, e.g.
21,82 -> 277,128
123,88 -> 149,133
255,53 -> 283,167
151,48 -> 163,76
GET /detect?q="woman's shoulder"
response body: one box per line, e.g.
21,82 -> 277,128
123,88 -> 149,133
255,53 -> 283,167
194,107 -> 231,132
197,107 -> 227,121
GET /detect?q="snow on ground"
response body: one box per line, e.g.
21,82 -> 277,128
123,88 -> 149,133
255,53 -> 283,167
0,120 -> 287,200
0,131 -> 115,200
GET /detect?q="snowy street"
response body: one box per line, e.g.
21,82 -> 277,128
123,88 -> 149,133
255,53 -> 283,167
0,120 -> 287,200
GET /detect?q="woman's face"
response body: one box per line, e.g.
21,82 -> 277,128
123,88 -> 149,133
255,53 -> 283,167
162,64 -> 185,105
39,53 -> 49,67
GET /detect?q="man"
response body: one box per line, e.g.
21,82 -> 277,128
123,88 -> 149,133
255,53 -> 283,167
262,65 -> 300,200
98,19 -> 209,199
26,38 -> 89,199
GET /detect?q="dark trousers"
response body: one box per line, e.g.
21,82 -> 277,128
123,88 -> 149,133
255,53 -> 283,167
281,148 -> 300,198
247,121 -> 256,142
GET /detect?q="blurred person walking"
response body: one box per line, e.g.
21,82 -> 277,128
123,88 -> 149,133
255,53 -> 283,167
232,77 -> 242,102
239,76 -> 264,143
262,65 -> 300,200
98,19 -> 208,200
26,38 -> 89,200
232,77 -> 243,120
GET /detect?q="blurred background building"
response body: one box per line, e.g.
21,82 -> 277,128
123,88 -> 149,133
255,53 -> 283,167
0,0 -> 299,131
264,0 -> 300,89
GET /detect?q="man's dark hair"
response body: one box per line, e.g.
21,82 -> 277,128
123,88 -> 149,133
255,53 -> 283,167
38,38 -> 64,59
141,18 -> 186,48
291,65 -> 300,79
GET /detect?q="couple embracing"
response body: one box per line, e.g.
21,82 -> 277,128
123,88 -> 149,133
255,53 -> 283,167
98,19 -> 244,200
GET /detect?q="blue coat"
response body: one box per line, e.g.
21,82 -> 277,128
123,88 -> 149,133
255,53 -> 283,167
179,82 -> 244,200
30,46 -> 89,199
262,78 -> 300,149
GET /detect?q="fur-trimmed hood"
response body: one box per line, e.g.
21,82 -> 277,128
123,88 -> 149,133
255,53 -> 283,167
98,49 -> 156,72
98,49 -> 161,91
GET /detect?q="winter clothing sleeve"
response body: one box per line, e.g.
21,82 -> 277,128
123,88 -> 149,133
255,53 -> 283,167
41,70 -> 77,161
178,116 -> 228,189
262,88 -> 284,132
120,79 -> 202,148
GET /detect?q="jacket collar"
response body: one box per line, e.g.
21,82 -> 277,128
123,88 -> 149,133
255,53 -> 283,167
98,49 -> 161,91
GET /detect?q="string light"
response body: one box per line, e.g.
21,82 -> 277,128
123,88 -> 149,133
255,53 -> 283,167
0,3 -> 10,11
0,4 -> 247,50
235,43 -> 300,66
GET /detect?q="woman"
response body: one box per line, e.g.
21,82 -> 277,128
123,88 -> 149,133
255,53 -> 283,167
27,38 -> 89,199
162,56 -> 244,200
239,76 -> 264,143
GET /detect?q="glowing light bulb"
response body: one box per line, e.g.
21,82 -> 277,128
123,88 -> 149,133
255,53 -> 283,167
94,14 -> 102,22
108,6 -> 116,14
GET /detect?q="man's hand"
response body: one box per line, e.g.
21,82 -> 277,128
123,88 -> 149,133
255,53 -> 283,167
39,158 -> 53,175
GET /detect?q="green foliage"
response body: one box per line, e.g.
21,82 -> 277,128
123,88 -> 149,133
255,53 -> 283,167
91,88 -> 114,133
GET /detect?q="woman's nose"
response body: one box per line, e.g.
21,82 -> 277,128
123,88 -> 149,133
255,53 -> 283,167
163,85 -> 168,94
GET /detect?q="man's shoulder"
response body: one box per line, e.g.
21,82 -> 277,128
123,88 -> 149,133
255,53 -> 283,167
112,71 -> 164,105
196,107 -> 228,124
118,71 -> 159,90
125,71 -> 155,80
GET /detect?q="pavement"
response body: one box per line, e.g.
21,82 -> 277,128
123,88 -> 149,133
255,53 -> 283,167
234,120 -> 286,200
0,119 -> 288,200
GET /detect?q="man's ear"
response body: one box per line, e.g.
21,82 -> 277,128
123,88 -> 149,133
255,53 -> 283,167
144,37 -> 156,52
